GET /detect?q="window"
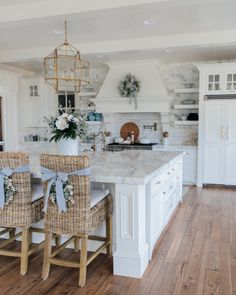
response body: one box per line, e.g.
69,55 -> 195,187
58,92 -> 75,113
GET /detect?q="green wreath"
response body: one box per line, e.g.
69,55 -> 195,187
118,73 -> 141,109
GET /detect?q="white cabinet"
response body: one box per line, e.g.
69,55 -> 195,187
155,146 -> 197,184
21,77 -> 57,128
205,70 -> 236,94
24,78 -> 46,127
203,100 -> 236,185
147,159 -> 182,258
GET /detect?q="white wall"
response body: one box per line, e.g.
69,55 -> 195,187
0,69 -> 20,151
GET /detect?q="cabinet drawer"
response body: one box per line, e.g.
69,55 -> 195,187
163,191 -> 175,225
150,173 -> 163,194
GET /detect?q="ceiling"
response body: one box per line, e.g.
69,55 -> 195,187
1,0 -> 236,73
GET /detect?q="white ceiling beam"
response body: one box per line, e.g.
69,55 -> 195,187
1,28 -> 236,63
0,64 -> 35,76
0,0 -> 167,23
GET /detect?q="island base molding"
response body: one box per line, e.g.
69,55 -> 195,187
113,183 -> 149,278
113,245 -> 149,277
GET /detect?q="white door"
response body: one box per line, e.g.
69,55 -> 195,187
203,101 -> 225,184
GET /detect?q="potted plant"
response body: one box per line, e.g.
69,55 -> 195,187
44,111 -> 87,155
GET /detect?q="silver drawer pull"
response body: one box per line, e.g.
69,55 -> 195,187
169,186 -> 173,189
156,181 -> 161,184
172,168 -> 175,171
167,172 -> 170,175
163,192 -> 166,195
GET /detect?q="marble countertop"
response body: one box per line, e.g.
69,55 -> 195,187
154,144 -> 197,150
30,150 -> 183,185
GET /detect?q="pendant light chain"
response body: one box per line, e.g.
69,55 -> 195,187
64,20 -> 68,45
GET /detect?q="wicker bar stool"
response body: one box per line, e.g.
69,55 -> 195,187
40,154 -> 112,287
0,152 -> 44,275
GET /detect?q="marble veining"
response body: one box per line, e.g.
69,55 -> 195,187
30,150 -> 183,185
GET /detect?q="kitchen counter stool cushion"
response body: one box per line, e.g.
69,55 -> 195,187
31,183 -> 44,202
0,152 -> 44,275
90,189 -> 110,208
41,154 -> 112,288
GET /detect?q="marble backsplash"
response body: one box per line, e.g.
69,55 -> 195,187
101,112 -> 198,146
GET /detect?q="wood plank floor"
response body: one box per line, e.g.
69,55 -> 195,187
0,186 -> 235,295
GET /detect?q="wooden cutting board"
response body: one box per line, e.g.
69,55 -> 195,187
120,122 -> 139,141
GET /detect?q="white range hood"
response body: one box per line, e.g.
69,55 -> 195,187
95,60 -> 171,113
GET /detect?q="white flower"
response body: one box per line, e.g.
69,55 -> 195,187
55,118 -> 69,130
67,114 -> 74,121
72,117 -> 78,123
61,113 -> 68,118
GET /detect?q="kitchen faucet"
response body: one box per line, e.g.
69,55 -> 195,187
91,131 -> 106,152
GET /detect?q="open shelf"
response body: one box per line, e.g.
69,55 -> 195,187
174,88 -> 199,94
174,120 -> 198,126
86,121 -> 110,125
173,104 -> 199,110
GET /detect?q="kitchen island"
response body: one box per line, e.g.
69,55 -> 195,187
30,150 -> 184,278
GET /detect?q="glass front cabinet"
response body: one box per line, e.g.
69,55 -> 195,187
206,70 -> 236,94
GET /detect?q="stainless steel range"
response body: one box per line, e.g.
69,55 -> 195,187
106,143 -> 159,152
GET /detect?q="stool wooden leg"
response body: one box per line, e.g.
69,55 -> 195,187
9,228 -> 16,239
55,235 -> 61,248
106,216 -> 112,257
42,231 -> 52,280
28,228 -> 32,247
74,237 -> 80,253
79,236 -> 88,287
20,228 -> 30,275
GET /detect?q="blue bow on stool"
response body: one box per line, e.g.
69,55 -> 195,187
41,166 -> 91,213
0,164 -> 30,209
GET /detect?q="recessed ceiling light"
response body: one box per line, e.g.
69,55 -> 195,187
52,29 -> 63,35
165,49 -> 173,54
143,19 -> 155,25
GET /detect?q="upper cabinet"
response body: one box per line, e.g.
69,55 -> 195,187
19,77 -> 57,128
197,62 -> 236,95
206,71 -> 236,94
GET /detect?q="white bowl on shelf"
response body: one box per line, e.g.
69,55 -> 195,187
113,137 -> 124,144
139,138 -> 151,144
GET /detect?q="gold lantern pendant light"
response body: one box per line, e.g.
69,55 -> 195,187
44,20 -> 90,93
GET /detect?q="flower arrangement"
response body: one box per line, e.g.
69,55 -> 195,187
4,176 -> 16,205
44,111 -> 87,142
119,73 -> 141,109
49,182 -> 74,208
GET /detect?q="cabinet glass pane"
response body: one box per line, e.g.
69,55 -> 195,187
208,83 -> 213,91
227,74 -> 232,81
30,85 -> 34,96
215,83 -> 220,90
208,75 -> 213,82
233,82 -> 236,90
233,74 -> 236,81
215,75 -> 220,82
227,83 -> 231,90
